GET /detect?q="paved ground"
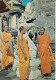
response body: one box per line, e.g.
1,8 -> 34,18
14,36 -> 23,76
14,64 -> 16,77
0,69 -> 55,80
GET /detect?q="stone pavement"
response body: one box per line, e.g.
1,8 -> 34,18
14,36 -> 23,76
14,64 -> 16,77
0,69 -> 55,80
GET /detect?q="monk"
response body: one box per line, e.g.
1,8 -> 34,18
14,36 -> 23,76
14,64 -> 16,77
37,27 -> 51,77
17,26 -> 31,80
1,25 -> 14,70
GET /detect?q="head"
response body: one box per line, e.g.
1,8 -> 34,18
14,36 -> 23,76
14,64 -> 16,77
40,27 -> 45,35
19,26 -> 26,34
4,25 -> 8,32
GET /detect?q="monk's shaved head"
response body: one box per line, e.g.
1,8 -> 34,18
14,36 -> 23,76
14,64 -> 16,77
40,27 -> 45,35
19,26 -> 26,34
40,27 -> 45,31
4,25 -> 8,32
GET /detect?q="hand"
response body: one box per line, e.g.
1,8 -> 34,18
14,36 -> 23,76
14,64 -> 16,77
4,40 -> 9,43
6,48 -> 9,52
24,54 -> 27,60
29,56 -> 31,60
6,46 -> 9,51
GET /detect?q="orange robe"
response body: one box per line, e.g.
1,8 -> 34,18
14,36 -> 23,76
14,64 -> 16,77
1,32 -> 14,67
38,34 -> 51,74
17,34 -> 30,80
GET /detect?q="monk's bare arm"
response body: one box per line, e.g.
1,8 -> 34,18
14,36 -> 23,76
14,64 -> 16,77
0,34 -> 5,45
49,46 -> 53,56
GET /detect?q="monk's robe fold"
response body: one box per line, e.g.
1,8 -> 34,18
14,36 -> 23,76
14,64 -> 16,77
17,35 -> 30,80
38,34 -> 51,74
1,32 -> 14,67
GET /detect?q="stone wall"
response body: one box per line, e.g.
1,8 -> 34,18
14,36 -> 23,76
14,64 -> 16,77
31,0 -> 55,41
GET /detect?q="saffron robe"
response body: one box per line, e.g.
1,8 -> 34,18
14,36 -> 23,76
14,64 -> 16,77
17,34 -> 30,80
37,34 -> 51,74
1,32 -> 14,67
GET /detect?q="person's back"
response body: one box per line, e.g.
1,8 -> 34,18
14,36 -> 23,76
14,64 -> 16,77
17,26 -> 30,80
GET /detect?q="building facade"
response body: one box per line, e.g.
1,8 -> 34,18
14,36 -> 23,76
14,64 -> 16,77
0,0 -> 25,31
31,0 -> 55,41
